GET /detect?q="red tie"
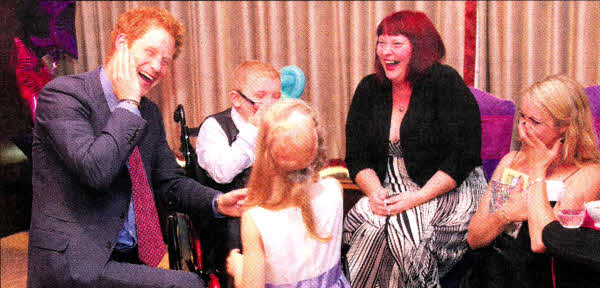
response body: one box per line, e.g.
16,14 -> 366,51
129,146 -> 166,267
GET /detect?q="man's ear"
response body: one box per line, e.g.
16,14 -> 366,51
115,33 -> 128,49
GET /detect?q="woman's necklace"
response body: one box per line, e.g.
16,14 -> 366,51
392,83 -> 411,113
393,96 -> 410,112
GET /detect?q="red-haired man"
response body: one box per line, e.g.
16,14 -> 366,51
28,7 -> 244,287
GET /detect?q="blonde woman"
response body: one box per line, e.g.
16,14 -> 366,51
466,75 -> 600,287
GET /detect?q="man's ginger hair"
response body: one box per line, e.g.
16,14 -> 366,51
106,6 -> 184,63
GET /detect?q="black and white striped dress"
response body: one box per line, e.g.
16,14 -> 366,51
343,141 -> 486,287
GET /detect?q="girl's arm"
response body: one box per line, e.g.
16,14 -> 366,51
240,212 -> 265,288
227,212 -> 265,288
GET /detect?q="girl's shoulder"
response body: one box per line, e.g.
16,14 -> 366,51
244,205 -> 300,228
244,206 -> 266,219
312,177 -> 342,194
318,177 -> 343,189
310,177 -> 343,204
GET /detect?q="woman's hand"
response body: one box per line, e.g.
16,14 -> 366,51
518,120 -> 562,174
498,177 -> 528,223
226,249 -> 243,287
368,186 -> 389,216
369,187 -> 423,216
382,192 -> 423,216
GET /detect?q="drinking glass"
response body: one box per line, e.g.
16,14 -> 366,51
556,186 -> 585,229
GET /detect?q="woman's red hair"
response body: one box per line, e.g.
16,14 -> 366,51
374,10 -> 445,86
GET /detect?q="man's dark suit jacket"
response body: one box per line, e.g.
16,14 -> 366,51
27,68 -> 220,286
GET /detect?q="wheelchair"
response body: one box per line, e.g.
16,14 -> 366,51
168,104 -> 221,288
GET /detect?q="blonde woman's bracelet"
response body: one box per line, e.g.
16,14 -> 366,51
498,208 -> 510,224
528,177 -> 545,190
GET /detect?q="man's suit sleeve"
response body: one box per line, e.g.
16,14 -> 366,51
148,102 -> 221,218
542,221 -> 600,271
36,75 -> 145,190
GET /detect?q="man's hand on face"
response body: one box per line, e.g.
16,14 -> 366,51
109,44 -> 142,103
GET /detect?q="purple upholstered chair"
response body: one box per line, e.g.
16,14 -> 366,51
585,86 -> 600,149
470,87 -> 516,182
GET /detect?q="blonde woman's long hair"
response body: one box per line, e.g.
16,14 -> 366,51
245,99 -> 329,240
523,74 -> 600,166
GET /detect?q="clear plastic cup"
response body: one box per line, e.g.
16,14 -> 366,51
556,184 -> 585,229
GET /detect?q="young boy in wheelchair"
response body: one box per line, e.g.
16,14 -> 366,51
194,60 -> 281,287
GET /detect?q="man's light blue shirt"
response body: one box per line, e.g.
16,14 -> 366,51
99,67 -> 224,252
100,67 -> 140,251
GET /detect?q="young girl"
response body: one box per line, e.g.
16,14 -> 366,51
226,99 -> 350,287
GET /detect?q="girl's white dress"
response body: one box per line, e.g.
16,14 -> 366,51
246,177 -> 350,287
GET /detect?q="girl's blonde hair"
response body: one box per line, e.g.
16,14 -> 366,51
522,74 -> 600,166
245,99 -> 329,240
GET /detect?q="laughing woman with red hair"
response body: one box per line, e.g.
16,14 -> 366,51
343,10 -> 487,287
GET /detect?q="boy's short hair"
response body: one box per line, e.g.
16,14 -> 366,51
232,60 -> 280,91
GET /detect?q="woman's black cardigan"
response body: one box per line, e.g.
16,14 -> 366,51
345,63 -> 482,187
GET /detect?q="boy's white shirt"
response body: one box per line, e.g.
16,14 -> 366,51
195,107 -> 258,184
